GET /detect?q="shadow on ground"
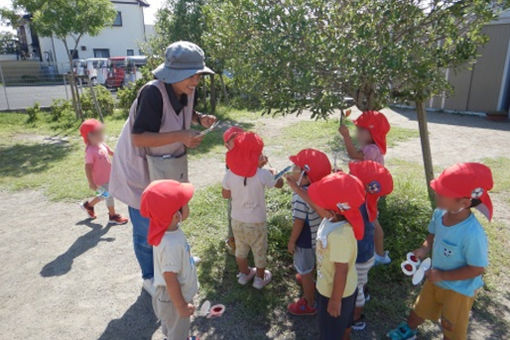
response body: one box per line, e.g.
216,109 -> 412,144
40,219 -> 115,277
0,142 -> 72,177
391,107 -> 510,131
98,290 -> 159,340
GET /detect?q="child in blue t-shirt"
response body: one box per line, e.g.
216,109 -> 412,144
388,162 -> 493,340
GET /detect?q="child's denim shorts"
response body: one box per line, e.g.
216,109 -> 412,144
293,246 -> 315,275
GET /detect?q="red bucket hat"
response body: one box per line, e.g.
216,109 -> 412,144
140,180 -> 195,246
430,162 -> 494,220
226,132 -> 264,177
79,118 -> 103,144
349,160 -> 393,222
289,148 -> 332,183
308,172 -> 366,240
223,126 -> 244,143
354,111 -> 390,154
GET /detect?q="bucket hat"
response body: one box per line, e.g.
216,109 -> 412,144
153,41 -> 214,84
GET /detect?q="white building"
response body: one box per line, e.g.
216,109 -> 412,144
17,0 -> 150,72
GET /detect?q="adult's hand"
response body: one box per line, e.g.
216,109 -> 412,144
199,114 -> 217,128
182,130 -> 204,148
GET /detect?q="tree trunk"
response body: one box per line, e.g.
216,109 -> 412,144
219,73 -> 229,103
210,74 -> 216,113
88,82 -> 104,122
62,39 -> 83,119
416,100 -> 435,204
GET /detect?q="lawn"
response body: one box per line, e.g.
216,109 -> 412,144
1,106 -> 509,339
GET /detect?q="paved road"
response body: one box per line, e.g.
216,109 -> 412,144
0,84 -> 69,110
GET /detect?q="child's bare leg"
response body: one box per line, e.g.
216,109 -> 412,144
256,267 -> 265,278
236,257 -> 250,274
354,306 -> 363,321
374,219 -> 384,256
407,310 -> 424,329
89,196 -> 101,206
107,206 -> 116,215
343,327 -> 352,340
301,272 -> 315,306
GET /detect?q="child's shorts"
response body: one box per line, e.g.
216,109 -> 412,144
152,286 -> 191,339
231,219 -> 267,268
414,280 -> 475,340
355,256 -> 375,307
293,246 -> 315,275
317,289 -> 357,340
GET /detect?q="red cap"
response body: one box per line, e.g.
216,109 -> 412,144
289,148 -> 332,183
140,180 -> 194,246
226,132 -> 264,177
79,118 -> 103,144
308,172 -> 366,240
430,162 -> 493,220
354,111 -> 390,154
349,160 -> 393,222
223,126 -> 244,143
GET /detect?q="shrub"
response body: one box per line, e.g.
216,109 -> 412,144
117,67 -> 153,115
48,99 -> 76,129
80,85 -> 115,119
25,102 -> 41,124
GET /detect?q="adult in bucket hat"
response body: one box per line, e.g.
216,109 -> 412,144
109,41 -> 216,297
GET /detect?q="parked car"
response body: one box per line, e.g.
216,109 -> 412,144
85,58 -> 108,85
106,57 -> 127,89
124,56 -> 148,85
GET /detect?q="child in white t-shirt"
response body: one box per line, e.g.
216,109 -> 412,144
222,132 -> 283,289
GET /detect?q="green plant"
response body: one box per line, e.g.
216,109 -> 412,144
80,85 -> 115,119
116,67 -> 153,114
25,102 -> 41,124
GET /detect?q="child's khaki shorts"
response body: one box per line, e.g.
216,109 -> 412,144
414,280 -> 475,340
152,286 -> 190,339
231,219 -> 267,268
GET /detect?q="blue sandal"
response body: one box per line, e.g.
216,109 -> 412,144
387,322 -> 417,340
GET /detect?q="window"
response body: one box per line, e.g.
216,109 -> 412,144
113,11 -> 122,26
93,49 -> 110,58
127,49 -> 134,56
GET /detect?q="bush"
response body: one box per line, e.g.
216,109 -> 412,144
25,102 -> 42,123
117,67 -> 153,115
80,85 -> 115,119
49,99 -> 76,129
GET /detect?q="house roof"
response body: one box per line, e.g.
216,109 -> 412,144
111,0 -> 149,7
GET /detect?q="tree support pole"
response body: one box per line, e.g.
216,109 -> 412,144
416,100 -> 435,205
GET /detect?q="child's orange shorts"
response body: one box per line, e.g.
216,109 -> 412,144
413,280 -> 475,340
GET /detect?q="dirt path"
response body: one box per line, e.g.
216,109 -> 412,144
1,109 -> 509,339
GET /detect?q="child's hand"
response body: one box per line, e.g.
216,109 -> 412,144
177,303 -> 195,317
284,175 -> 299,191
327,298 -> 342,318
413,247 -> 428,260
268,167 -> 276,175
426,269 -> 443,283
338,124 -> 350,138
89,183 -> 98,191
287,240 -> 296,254
258,154 -> 268,168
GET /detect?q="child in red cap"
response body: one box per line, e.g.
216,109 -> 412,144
222,132 -> 283,289
387,162 -> 492,340
140,180 -> 198,340
339,110 -> 391,265
285,148 -> 332,316
79,119 -> 128,224
308,172 -> 366,340
348,160 -> 393,331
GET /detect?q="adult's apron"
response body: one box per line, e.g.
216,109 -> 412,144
109,79 -> 194,209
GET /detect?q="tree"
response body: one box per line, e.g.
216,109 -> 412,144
209,0 -> 505,201
0,31 -> 19,55
6,0 -> 116,119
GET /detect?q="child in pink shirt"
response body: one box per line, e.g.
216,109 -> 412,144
338,110 -> 391,265
79,119 -> 128,225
